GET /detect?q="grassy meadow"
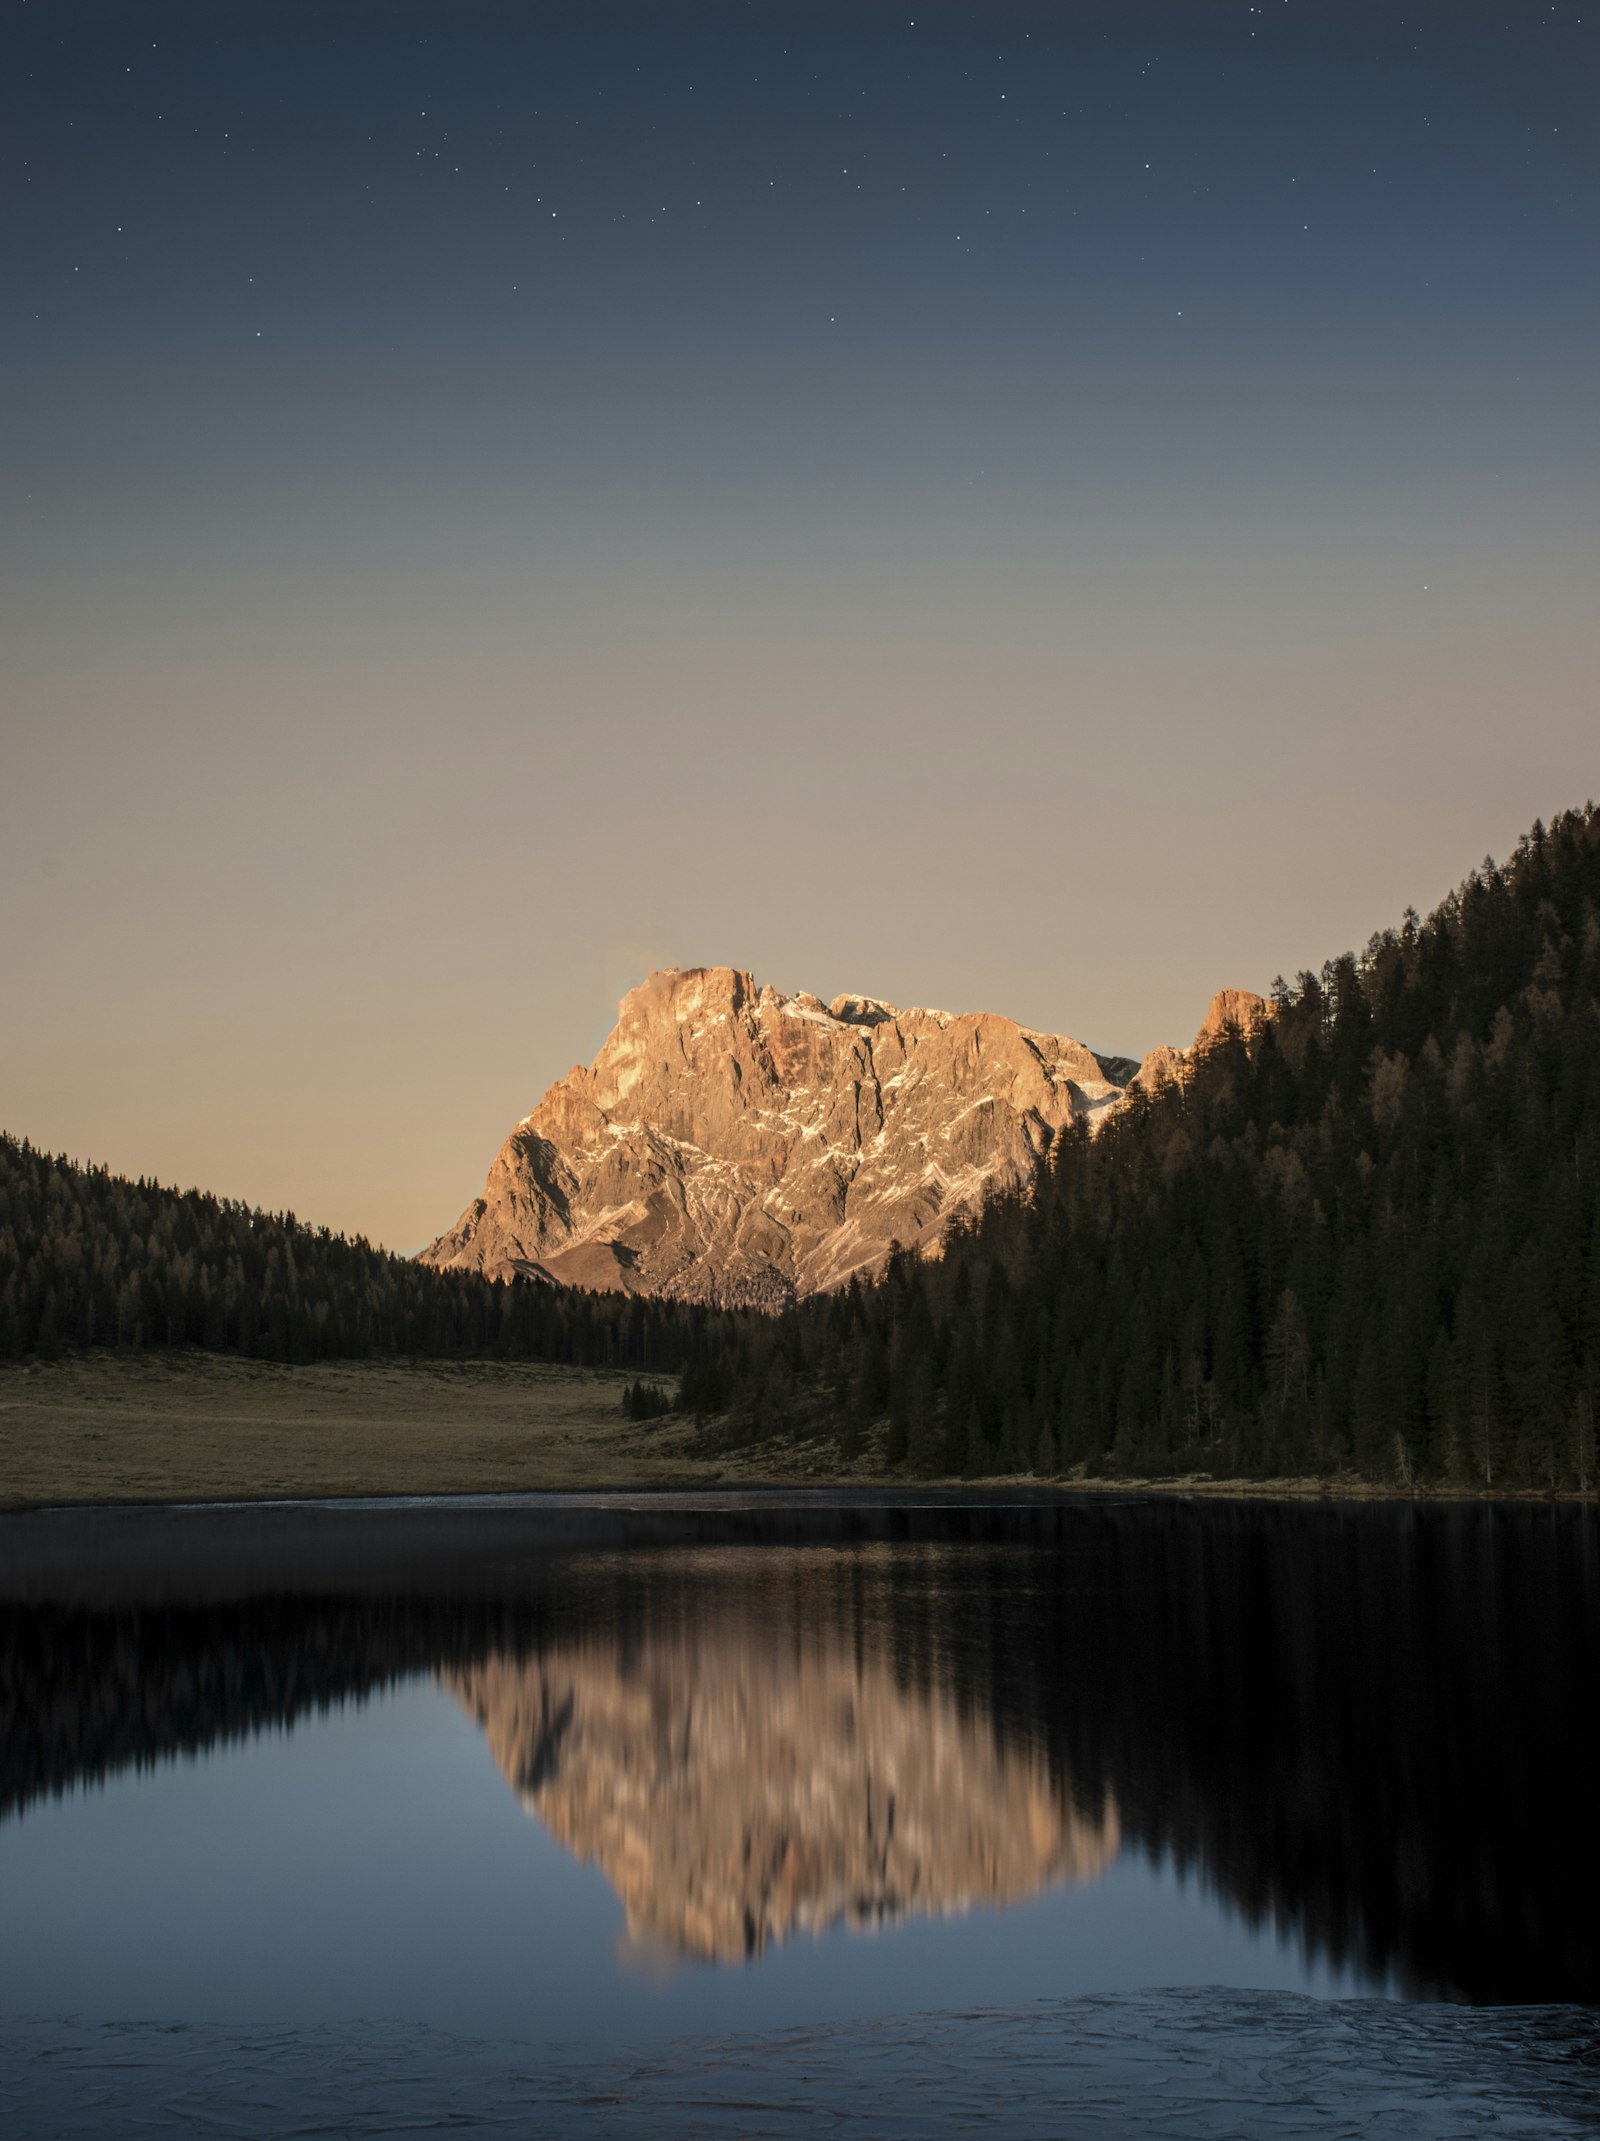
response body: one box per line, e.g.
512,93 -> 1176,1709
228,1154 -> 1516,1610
0,1351 -> 814,1508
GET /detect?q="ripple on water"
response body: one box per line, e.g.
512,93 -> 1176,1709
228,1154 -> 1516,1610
5,1990 -> 1599,2138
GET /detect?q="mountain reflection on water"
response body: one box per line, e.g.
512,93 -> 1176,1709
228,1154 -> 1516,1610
448,1583 -> 1118,1961
1,1500 -> 1596,2002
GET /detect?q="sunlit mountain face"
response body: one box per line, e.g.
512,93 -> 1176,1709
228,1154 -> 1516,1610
2,1502 -> 1596,2003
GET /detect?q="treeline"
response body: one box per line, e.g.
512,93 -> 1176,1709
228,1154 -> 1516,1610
727,806 -> 1600,1489
0,1137 -> 727,1377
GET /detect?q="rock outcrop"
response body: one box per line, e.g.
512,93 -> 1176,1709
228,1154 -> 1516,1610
421,968 -> 1267,1306
1134,986 -> 1268,1093
421,967 -> 1139,1305
1194,987 -> 1271,1049
447,1631 -> 1117,1962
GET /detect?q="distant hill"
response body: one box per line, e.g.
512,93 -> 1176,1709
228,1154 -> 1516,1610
0,1136 -> 702,1375
725,806 -> 1600,1492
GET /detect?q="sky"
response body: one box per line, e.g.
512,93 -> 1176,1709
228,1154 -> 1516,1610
4,0 -> 1597,1251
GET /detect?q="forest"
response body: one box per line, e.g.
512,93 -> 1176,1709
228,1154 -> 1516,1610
5,805 -> 1598,1488
0,1137 -> 715,1379
727,806 -> 1600,1488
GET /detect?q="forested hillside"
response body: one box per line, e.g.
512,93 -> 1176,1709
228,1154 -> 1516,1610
731,807 -> 1600,1489
0,1138 -> 712,1375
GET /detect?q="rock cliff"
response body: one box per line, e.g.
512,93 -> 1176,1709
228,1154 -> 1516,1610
1133,985 -> 1269,1093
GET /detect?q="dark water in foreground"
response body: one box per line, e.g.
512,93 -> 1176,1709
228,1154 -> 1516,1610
6,1994 -> 1600,2138
1,1495 -> 1596,2131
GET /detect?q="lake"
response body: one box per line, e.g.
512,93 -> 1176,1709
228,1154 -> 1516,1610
2,1494 -> 1597,2134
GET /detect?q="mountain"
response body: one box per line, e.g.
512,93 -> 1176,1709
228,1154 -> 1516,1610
420,966 -> 1173,1308
447,1626 -> 1116,1962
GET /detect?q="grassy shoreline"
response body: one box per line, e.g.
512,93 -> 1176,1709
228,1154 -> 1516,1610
0,1351 -> 1592,1512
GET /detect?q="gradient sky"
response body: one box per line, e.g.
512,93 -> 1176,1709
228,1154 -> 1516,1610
5,0 -> 1597,1250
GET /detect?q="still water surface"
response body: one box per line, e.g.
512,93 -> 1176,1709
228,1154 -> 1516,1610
1,1497 -> 1595,2052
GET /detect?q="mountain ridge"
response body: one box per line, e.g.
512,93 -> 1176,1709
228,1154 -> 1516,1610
420,966 -> 1246,1307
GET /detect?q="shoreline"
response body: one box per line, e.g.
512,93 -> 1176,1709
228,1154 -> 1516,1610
3,1474 -> 1596,1517
2,1350 -> 1592,1515
3,1485 -> 1593,1612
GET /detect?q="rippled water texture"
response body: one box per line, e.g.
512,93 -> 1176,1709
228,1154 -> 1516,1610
2,1495 -> 1597,2132
6,1994 -> 1600,2138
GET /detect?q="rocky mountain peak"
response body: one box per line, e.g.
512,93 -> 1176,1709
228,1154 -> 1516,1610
420,966 -> 1140,1306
